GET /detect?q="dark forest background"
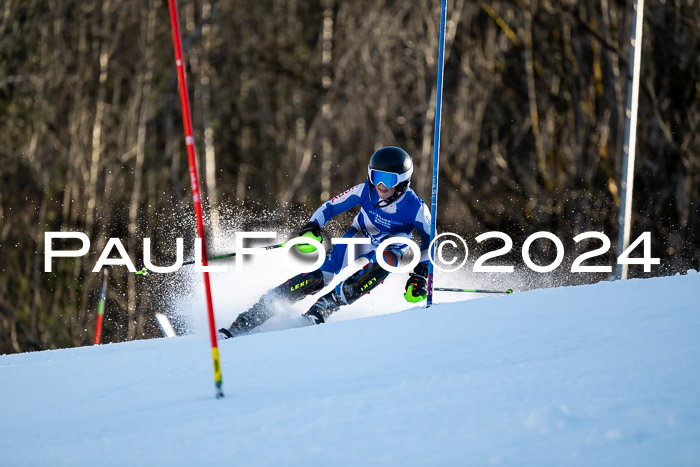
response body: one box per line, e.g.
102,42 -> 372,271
0,0 -> 697,353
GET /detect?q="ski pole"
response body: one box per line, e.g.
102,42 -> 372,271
135,242 -> 286,275
434,287 -> 514,295
180,243 -> 285,267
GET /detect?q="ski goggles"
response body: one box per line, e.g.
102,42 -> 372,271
368,167 -> 412,188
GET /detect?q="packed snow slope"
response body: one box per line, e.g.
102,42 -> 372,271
1,272 -> 699,466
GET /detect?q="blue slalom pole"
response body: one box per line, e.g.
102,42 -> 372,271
426,0 -> 447,308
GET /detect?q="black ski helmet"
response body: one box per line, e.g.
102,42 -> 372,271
367,146 -> 413,196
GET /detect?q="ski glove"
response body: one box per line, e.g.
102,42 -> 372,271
296,221 -> 323,253
404,263 -> 428,303
299,221 -> 321,237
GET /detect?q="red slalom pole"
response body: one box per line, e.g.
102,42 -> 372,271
93,269 -> 108,345
167,0 -> 223,398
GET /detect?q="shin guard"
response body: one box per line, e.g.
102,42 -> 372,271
228,269 -> 325,335
339,261 -> 391,305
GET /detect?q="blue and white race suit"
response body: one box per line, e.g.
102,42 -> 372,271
309,180 -> 431,283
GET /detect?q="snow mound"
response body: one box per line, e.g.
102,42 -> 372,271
1,273 -> 699,466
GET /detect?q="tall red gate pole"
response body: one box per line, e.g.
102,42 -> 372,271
167,0 -> 223,398
93,268 -> 108,345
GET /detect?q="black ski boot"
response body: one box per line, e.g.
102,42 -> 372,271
303,290 -> 343,324
218,302 -> 268,338
220,270 -> 325,338
303,261 -> 391,325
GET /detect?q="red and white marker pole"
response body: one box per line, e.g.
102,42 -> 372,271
167,0 -> 223,398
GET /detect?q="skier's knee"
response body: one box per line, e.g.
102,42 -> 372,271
382,250 -> 398,267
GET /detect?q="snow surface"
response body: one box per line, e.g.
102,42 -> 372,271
1,271 -> 699,466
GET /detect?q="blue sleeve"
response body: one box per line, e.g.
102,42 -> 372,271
413,202 -> 432,265
310,184 -> 365,227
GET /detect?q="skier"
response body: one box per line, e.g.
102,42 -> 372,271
219,146 -> 432,338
